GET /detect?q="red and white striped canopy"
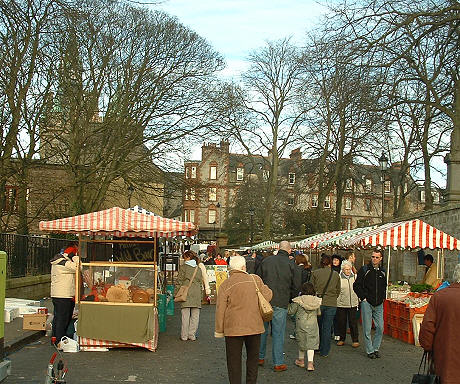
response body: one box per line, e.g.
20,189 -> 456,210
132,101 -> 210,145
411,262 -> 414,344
39,207 -> 197,238
296,230 -> 348,249
341,219 -> 460,250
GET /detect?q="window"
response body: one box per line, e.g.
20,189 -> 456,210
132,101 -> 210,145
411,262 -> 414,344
311,194 -> 318,208
185,167 -> 190,179
288,195 -> 295,206
365,179 -> 372,192
345,178 -> 353,191
384,180 -> 391,193
3,185 -> 18,212
210,165 -> 217,180
433,190 -> 440,203
185,188 -> 195,201
263,170 -> 270,181
209,187 -> 217,201
324,195 -> 331,209
288,173 -> 295,185
191,166 -> 197,179
420,190 -> 426,203
365,198 -> 371,212
345,197 -> 352,210
344,217 -> 352,230
236,167 -> 244,181
208,209 -> 216,224
189,209 -> 195,223
184,209 -> 189,222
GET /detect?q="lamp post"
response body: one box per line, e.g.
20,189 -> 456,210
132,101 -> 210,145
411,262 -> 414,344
213,221 -> 216,240
378,152 -> 388,224
127,185 -> 134,207
249,207 -> 255,247
216,202 -> 221,233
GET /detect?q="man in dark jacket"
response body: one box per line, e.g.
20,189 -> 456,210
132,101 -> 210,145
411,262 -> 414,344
257,241 -> 301,372
353,249 -> 387,359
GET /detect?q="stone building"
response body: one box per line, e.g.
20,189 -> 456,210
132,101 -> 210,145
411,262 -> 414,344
183,141 -> 440,242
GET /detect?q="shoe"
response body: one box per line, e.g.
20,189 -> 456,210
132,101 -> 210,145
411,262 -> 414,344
307,362 -> 315,371
319,354 -> 328,358
188,336 -> 196,341
352,342 -> 360,348
273,364 -> 287,372
294,359 -> 305,368
258,359 -> 264,366
367,352 -> 376,359
289,334 -> 296,340
336,341 -> 345,346
180,337 -> 187,341
374,351 -> 381,358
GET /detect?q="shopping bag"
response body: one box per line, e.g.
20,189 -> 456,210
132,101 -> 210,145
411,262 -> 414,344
174,285 -> 189,302
250,275 -> 273,322
411,351 -> 440,384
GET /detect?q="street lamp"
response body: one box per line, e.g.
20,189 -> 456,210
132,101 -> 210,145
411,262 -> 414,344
127,185 -> 134,207
249,206 -> 255,247
212,221 -> 216,240
378,152 -> 388,224
216,202 -> 222,233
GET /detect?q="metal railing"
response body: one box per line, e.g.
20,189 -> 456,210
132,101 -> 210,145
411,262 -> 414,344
0,233 -> 70,278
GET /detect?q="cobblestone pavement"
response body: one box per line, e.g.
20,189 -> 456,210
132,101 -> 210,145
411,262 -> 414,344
5,305 -> 422,383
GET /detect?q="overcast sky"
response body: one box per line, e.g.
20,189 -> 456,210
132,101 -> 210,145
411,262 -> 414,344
156,0 -> 328,78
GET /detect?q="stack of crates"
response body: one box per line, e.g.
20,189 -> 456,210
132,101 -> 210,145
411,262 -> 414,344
385,294 -> 430,345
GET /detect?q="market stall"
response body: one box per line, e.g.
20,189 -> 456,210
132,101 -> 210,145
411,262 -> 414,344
39,206 -> 196,351
341,218 -> 460,344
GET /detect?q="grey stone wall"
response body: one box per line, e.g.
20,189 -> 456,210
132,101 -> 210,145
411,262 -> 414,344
6,275 -> 51,300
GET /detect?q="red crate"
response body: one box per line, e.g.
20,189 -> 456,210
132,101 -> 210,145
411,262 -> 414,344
399,317 -> 412,332
389,325 -> 399,340
388,314 -> 399,328
399,329 -> 415,344
388,300 -> 402,317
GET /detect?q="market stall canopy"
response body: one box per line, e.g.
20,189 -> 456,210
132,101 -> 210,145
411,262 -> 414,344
341,219 -> 460,250
39,207 -> 197,238
317,225 -> 377,249
251,240 -> 279,250
296,230 -> 348,249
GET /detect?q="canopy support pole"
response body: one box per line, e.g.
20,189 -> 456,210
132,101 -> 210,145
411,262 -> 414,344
154,236 -> 158,306
386,246 -> 391,299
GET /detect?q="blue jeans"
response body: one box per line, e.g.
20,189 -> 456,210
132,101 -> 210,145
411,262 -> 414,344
259,306 -> 287,366
361,301 -> 384,354
318,305 -> 336,356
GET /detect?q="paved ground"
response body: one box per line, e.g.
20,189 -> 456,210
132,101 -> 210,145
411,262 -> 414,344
4,304 -> 422,383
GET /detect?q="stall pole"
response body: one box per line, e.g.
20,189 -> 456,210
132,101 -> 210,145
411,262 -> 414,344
154,236 -> 158,307
441,249 -> 445,279
386,246 -> 391,299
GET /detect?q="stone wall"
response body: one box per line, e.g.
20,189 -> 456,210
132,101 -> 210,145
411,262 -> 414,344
6,275 -> 50,300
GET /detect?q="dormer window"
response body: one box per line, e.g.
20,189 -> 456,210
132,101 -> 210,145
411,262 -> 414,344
345,178 -> 353,191
288,173 -> 295,185
210,164 -> 217,180
191,166 -> 196,179
365,178 -> 372,192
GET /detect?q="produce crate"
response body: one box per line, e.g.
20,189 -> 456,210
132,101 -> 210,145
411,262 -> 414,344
399,329 -> 415,344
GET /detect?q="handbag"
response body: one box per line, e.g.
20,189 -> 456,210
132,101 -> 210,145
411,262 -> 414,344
250,274 -> 273,322
174,266 -> 199,302
317,268 -> 334,298
411,351 -> 440,384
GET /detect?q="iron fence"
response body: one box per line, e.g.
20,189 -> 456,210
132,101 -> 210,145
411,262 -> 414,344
0,233 -> 70,278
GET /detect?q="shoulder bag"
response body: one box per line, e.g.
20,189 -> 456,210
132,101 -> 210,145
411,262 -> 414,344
250,274 -> 273,322
411,351 -> 440,384
174,266 -> 199,302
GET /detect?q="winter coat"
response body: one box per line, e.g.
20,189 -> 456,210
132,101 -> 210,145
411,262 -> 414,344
176,263 -> 205,309
337,272 -> 359,308
288,295 -> 321,350
51,253 -> 79,298
215,270 -> 272,337
256,250 -> 301,308
311,267 -> 341,307
419,283 -> 460,384
353,263 -> 387,307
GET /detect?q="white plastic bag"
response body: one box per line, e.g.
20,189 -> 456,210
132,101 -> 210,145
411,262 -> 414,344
60,336 -> 79,353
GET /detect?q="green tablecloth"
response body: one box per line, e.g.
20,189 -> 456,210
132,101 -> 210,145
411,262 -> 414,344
77,303 -> 156,343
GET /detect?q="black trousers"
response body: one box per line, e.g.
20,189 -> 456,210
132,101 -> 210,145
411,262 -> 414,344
52,297 -> 75,344
225,334 -> 261,384
336,307 -> 359,342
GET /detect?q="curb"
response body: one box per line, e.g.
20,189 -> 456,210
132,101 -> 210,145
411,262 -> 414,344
5,331 -> 46,356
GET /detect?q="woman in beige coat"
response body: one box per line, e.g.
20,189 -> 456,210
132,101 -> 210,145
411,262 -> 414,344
215,256 -> 272,384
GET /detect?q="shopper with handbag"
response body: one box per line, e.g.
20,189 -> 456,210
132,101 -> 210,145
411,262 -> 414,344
215,255 -> 272,384
311,254 -> 341,357
176,250 -> 206,341
419,263 -> 460,384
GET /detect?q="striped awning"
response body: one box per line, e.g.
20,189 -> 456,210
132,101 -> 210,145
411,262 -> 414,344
251,241 -> 279,250
296,230 -> 348,249
39,207 -> 197,238
317,225 -> 377,249
341,219 -> 460,250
